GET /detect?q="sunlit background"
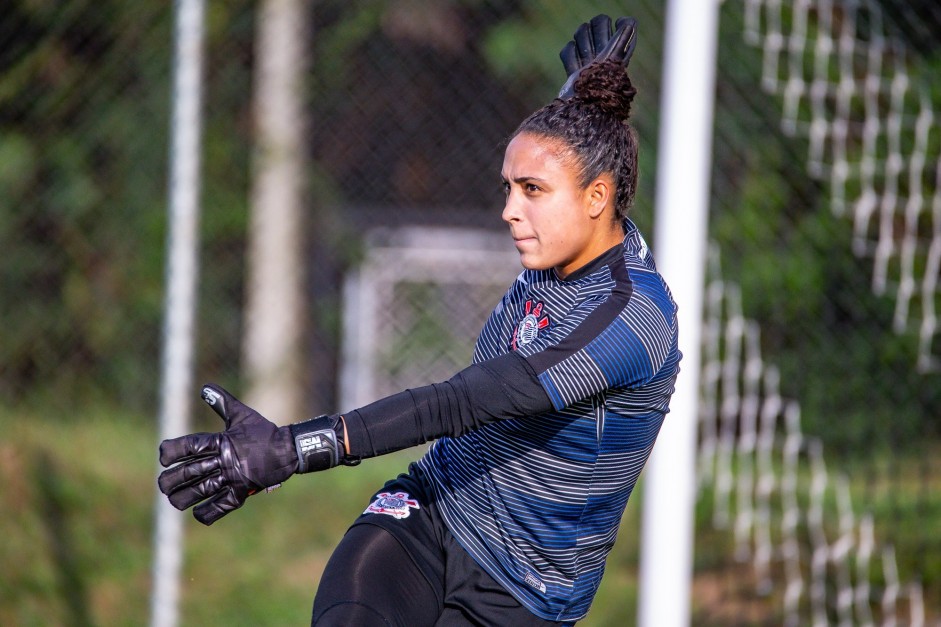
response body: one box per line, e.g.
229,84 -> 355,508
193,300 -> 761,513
1,1 -> 939,625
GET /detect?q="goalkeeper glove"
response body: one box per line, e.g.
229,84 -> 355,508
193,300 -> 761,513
157,383 -> 353,525
558,14 -> 638,99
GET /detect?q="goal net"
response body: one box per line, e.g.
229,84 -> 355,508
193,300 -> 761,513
743,0 -> 941,373
690,0 -> 940,623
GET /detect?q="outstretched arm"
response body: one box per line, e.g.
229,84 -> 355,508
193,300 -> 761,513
341,350 -> 551,459
157,351 -> 551,525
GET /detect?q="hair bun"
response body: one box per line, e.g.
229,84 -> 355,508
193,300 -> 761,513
572,60 -> 637,121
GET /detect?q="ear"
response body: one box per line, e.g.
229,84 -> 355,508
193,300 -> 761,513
585,176 -> 613,219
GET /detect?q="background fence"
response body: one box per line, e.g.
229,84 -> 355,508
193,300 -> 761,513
1,0 -> 939,624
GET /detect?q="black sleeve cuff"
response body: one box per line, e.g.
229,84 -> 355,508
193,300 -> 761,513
289,414 -> 360,472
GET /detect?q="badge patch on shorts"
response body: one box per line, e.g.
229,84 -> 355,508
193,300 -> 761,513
364,491 -> 421,519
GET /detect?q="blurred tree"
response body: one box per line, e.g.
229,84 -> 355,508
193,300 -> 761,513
0,1 -> 260,412
3,0 -> 937,449
242,0 -> 309,423
0,1 -> 172,408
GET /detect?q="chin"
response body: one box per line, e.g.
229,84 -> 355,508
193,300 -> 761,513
519,257 -> 548,271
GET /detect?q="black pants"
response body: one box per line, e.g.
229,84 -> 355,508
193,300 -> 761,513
311,465 -> 563,626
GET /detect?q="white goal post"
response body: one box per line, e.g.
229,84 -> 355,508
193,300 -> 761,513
639,0 -> 720,625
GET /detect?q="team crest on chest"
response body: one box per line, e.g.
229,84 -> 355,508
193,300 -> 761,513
512,299 -> 550,350
364,491 -> 421,519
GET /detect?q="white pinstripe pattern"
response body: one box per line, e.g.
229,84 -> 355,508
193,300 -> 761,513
418,221 -> 680,622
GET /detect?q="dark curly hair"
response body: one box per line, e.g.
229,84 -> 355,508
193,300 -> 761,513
511,60 -> 639,222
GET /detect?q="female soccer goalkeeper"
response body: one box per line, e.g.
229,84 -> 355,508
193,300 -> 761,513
158,15 -> 680,626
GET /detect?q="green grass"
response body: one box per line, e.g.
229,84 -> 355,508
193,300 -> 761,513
7,406 -> 935,625
690,448 -> 941,625
0,406 -> 642,626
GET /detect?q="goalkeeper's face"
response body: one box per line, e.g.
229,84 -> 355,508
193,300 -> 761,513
501,132 -> 622,279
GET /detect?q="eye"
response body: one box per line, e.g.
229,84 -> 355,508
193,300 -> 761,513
525,183 -> 541,193
501,180 -> 510,195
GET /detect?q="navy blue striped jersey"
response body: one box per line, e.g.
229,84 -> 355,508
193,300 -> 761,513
416,219 -> 681,622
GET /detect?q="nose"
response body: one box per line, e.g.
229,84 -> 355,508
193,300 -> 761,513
502,189 -> 521,224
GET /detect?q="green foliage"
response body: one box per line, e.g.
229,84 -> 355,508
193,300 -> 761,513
0,2 -> 167,408
0,0 -> 666,411
482,6 -> 582,96
710,4 -> 941,455
0,2 -> 262,411
3,1 -> 939,623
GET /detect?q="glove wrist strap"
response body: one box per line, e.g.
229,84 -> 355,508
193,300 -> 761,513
289,415 -> 359,473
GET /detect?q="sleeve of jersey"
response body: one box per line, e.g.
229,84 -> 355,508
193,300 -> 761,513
341,351 -> 552,460
520,268 -> 677,411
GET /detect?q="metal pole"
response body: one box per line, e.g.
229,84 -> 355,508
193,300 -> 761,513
639,0 -> 720,625
150,1 -> 206,626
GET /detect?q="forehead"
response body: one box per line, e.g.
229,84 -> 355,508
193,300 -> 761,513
502,133 -> 572,173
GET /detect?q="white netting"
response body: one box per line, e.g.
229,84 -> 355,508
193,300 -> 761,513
699,244 -> 928,626
339,226 -> 520,409
742,0 -> 941,372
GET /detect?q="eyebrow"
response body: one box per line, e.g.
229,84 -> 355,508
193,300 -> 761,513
501,175 -> 550,185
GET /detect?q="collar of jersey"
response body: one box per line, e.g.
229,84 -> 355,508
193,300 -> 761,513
557,243 -> 623,283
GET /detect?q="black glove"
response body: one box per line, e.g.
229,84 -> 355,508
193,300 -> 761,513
158,383 -> 349,525
558,14 -> 638,99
